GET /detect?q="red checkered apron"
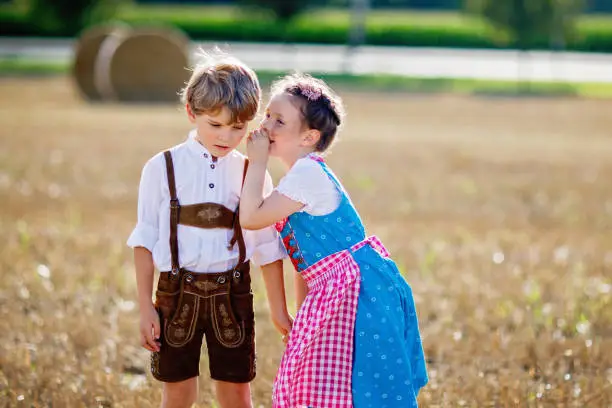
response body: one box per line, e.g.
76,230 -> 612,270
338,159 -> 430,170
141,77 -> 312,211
273,236 -> 390,408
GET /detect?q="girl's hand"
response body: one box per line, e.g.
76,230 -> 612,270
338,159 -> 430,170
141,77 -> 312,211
247,127 -> 270,164
271,308 -> 293,344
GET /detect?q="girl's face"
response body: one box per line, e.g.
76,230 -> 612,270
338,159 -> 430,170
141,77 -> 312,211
261,93 -> 311,162
187,104 -> 248,158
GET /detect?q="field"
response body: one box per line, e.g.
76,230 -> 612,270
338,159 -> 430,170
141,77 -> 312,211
0,76 -> 611,407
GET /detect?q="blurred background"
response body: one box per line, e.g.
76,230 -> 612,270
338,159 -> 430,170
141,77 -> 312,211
2,0 -> 612,85
1,0 -> 611,407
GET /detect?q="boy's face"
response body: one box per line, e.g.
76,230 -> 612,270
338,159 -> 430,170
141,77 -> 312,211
187,104 -> 249,158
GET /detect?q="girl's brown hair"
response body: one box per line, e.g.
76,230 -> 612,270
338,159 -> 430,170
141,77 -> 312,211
271,73 -> 345,152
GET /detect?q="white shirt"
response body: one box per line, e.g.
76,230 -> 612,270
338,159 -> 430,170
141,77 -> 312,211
127,130 -> 286,272
276,155 -> 341,216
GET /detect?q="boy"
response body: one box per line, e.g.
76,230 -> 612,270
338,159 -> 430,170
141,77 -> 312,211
127,51 -> 292,408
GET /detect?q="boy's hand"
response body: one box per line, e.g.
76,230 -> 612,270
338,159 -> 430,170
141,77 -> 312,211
139,303 -> 161,352
247,127 -> 270,164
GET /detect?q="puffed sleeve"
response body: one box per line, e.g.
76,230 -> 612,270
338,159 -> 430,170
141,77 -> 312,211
275,157 -> 340,215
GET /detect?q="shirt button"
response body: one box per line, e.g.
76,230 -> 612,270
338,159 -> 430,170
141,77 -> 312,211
209,183 -> 214,188
203,153 -> 208,158
210,164 -> 215,169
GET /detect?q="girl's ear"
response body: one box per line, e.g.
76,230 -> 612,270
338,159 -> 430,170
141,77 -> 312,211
302,128 -> 321,148
186,103 -> 196,123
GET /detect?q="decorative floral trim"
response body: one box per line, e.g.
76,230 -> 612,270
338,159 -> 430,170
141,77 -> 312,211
277,219 -> 307,272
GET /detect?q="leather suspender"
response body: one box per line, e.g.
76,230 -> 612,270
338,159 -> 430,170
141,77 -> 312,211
164,151 -> 181,276
229,159 -> 249,267
163,151 -> 249,275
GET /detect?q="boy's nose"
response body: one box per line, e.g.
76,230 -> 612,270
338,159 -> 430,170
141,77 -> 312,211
217,128 -> 232,141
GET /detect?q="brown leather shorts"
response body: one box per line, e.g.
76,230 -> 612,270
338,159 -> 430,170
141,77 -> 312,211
151,261 -> 255,383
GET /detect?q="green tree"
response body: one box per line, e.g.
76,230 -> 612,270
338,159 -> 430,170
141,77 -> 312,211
16,0 -> 125,36
465,0 -> 584,91
465,0 -> 584,50
237,0 -> 313,21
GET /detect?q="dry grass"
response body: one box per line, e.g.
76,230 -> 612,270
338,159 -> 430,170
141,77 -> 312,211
0,77 -> 611,407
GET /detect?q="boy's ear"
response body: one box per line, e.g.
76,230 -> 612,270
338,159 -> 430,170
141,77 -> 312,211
186,103 -> 196,123
302,129 -> 321,147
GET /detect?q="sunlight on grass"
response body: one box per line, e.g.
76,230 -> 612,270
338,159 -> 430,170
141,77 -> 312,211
0,77 -> 611,406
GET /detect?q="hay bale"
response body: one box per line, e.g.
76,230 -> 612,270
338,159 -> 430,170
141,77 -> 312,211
94,30 -> 130,101
95,28 -> 191,103
72,24 -> 131,101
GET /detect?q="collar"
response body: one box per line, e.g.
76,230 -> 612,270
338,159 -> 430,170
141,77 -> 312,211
186,129 -> 231,163
307,152 -> 325,163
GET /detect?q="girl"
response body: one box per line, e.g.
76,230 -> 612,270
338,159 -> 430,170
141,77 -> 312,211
240,73 -> 428,408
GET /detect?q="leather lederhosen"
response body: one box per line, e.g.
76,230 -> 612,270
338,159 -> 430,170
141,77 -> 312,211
151,150 -> 256,384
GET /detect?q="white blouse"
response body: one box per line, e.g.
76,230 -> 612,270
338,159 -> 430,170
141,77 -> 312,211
276,155 -> 341,216
127,130 -> 286,272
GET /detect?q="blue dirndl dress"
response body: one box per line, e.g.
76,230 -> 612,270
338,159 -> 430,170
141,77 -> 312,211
274,155 -> 428,408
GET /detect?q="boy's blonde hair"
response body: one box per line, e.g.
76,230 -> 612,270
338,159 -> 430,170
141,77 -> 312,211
181,49 -> 260,124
